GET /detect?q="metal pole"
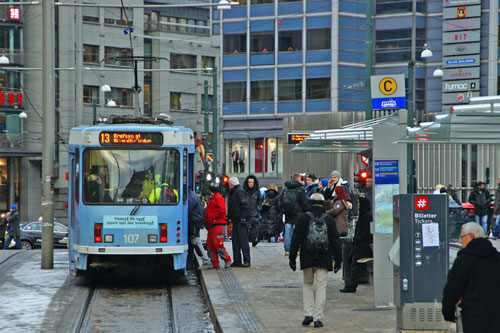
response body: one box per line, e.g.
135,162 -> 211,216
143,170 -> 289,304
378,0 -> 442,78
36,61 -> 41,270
133,59 -> 142,117
203,80 -> 209,139
364,0 -> 373,120
407,60 -> 415,194
93,99 -> 97,124
75,0 -> 83,126
212,68 -> 218,175
42,0 -> 55,269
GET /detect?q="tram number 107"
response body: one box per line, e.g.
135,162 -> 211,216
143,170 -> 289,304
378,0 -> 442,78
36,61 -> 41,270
123,234 -> 139,243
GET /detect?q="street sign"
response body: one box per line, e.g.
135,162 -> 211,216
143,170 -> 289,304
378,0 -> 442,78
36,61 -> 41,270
442,91 -> 479,104
443,0 -> 480,8
442,79 -> 479,92
443,5 -> 481,19
442,67 -> 480,80
443,18 -> 481,32
443,42 -> 480,55
442,30 -> 480,44
370,74 -> 406,110
361,155 -> 369,166
443,54 -> 480,68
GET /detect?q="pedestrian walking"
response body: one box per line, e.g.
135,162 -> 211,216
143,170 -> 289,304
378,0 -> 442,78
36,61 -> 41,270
340,197 -> 372,293
187,187 -> 211,268
305,174 -> 319,200
259,184 -> 282,242
467,181 -> 492,233
492,177 -> 500,238
227,177 -> 251,267
243,175 -> 262,247
442,222 -> 500,332
3,205 -> 21,250
326,185 -> 352,236
289,193 -> 342,328
204,183 -> 232,269
0,212 -> 7,249
279,172 -> 309,255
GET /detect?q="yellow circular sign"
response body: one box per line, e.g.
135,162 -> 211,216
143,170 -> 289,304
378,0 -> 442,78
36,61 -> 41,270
379,77 -> 397,96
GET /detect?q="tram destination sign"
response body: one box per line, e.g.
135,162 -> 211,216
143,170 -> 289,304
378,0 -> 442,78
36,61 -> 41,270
99,132 -> 163,146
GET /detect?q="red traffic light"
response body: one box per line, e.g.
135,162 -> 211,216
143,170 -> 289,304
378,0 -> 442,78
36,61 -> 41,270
223,176 -> 230,184
360,170 -> 369,180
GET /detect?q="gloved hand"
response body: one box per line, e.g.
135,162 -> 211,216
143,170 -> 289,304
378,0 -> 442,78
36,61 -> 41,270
334,263 -> 341,274
289,260 -> 296,272
442,310 -> 456,323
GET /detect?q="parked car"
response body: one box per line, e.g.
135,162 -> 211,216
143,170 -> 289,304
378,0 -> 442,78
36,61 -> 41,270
20,221 -> 68,250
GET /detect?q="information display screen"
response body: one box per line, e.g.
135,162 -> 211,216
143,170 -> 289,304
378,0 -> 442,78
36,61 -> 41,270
99,132 -> 163,146
287,133 -> 310,144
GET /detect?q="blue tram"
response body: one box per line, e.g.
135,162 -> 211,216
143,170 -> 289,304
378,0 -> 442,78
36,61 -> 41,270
67,116 -> 194,276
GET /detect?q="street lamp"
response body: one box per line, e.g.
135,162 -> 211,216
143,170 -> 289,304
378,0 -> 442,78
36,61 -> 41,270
0,55 -> 9,65
433,68 -> 443,77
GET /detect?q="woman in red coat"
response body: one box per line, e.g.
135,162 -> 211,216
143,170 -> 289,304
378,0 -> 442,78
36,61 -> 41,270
204,183 -> 232,268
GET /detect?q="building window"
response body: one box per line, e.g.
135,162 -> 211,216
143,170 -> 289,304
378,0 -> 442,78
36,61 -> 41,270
251,81 -> 274,102
306,78 -> 330,99
83,85 -> 99,104
83,44 -> 99,64
202,56 -> 215,73
178,18 -> 187,33
278,79 -> 301,101
104,7 -> 133,26
251,32 -> 274,53
252,0 -> 273,3
224,82 -> 246,103
307,28 -> 331,50
279,30 -> 302,51
197,20 -> 209,35
375,28 -> 411,63
109,88 -> 133,107
82,6 -> 99,23
104,47 -> 132,66
0,71 -> 20,92
376,0 -> 412,14
224,34 -> 247,54
170,53 -> 197,70
170,92 -> 197,112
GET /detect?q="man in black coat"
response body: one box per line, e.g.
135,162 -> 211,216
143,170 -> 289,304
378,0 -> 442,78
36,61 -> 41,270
289,193 -> 342,328
280,172 -> 309,255
243,175 -> 262,247
467,181 -> 492,234
442,222 -> 500,332
340,197 -> 373,293
187,188 -> 211,268
227,177 -> 251,267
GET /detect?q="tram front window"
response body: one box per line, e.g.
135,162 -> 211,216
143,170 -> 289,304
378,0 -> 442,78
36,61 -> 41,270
83,149 -> 180,205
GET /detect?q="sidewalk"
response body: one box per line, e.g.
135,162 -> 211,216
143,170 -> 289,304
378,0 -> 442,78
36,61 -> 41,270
199,241 -> 396,333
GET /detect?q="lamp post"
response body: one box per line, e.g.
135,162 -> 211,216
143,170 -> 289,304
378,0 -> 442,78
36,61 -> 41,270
407,43 -> 433,194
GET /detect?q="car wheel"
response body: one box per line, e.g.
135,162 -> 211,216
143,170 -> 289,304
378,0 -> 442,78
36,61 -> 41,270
22,241 -> 33,250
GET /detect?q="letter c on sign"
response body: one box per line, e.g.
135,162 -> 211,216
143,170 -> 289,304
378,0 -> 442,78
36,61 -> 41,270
379,77 -> 397,96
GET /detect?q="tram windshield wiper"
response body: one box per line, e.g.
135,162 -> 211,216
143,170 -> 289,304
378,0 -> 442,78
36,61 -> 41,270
130,204 -> 140,215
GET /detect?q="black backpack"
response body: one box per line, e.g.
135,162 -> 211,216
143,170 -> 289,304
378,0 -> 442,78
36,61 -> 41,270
305,212 -> 329,253
280,188 -> 299,217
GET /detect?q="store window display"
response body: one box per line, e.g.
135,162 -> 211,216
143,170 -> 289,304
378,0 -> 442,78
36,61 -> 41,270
230,142 -> 247,174
226,138 -> 282,178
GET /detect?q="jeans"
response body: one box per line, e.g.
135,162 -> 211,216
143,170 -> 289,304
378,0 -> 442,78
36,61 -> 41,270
475,214 -> 488,234
494,215 -> 500,237
3,235 -> 21,249
284,223 -> 295,252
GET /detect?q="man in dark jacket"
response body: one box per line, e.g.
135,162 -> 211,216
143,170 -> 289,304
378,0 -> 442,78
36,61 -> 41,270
0,212 -> 7,248
187,188 -> 211,268
289,193 -> 342,328
447,184 -> 461,206
280,172 -> 309,255
3,205 -> 21,250
442,222 -> 500,332
340,197 -> 373,293
227,177 -> 251,267
243,175 -> 262,247
467,181 -> 492,233
492,177 -> 500,237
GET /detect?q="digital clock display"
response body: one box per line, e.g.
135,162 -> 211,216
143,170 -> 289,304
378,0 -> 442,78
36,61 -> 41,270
99,132 -> 163,146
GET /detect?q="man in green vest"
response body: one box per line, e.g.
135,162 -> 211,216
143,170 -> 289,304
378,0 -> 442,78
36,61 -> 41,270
149,174 -> 179,203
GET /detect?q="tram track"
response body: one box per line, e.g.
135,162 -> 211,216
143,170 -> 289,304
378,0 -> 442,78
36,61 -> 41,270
75,282 -> 178,333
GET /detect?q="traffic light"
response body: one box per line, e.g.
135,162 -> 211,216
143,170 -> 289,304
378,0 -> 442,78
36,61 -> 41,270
221,175 -> 230,196
354,169 -> 370,190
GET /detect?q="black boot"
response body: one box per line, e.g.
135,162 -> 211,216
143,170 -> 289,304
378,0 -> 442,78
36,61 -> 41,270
339,286 -> 356,293
314,320 -> 323,327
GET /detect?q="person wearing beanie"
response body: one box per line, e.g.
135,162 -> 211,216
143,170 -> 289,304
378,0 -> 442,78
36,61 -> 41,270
317,179 -> 329,197
324,170 -> 351,201
3,204 -> 21,250
289,193 -> 342,328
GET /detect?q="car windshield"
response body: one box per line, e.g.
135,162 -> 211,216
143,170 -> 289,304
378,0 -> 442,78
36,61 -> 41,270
82,149 -> 180,205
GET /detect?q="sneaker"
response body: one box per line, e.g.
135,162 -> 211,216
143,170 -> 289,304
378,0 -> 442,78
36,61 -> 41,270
224,261 -> 232,268
202,259 -> 212,265
241,263 -> 251,267
302,316 -> 313,326
339,287 -> 356,293
314,320 -> 323,328
230,262 -> 242,268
